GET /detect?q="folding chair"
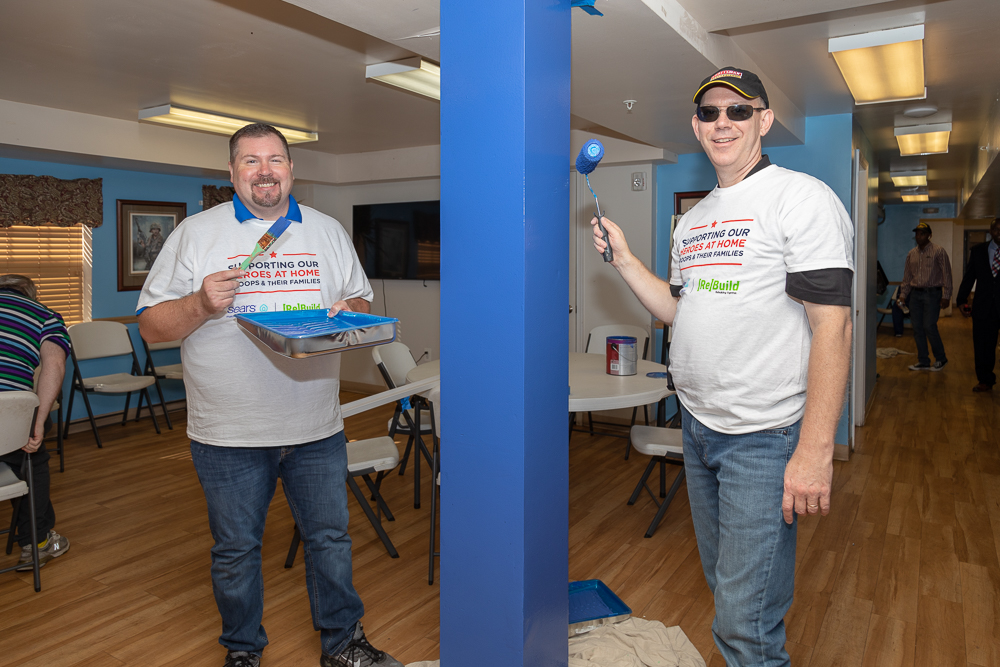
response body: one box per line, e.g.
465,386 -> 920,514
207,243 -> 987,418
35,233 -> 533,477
372,343 -> 434,508
627,425 -> 685,538
0,392 -> 42,591
426,387 -> 440,584
583,324 -> 650,458
141,338 -> 184,430
285,436 -> 402,563
63,321 -> 160,448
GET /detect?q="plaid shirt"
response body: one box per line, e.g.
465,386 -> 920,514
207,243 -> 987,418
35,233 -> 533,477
900,241 -> 952,302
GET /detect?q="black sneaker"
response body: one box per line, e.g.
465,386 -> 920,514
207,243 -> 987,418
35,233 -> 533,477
908,362 -> 930,371
929,360 -> 947,371
321,622 -> 403,667
224,651 -> 260,667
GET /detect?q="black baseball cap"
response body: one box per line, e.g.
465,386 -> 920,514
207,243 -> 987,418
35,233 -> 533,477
693,67 -> 769,108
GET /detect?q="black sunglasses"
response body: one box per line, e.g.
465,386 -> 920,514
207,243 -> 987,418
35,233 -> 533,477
696,104 -> 767,122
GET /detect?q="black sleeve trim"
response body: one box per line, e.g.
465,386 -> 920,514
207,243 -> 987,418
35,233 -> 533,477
670,284 -> 682,298
786,268 -> 853,306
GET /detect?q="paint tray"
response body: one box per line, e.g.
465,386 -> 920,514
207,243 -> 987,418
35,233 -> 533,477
568,579 -> 632,636
236,310 -> 398,359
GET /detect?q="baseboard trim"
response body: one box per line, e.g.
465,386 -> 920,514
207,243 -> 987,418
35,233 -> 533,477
63,399 -> 187,435
340,381 -> 383,395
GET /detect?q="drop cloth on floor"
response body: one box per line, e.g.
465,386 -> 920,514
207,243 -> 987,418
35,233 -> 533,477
405,618 -> 705,667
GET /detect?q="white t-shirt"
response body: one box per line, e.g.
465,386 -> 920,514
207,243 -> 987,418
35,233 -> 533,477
668,165 -> 854,434
137,201 -> 373,447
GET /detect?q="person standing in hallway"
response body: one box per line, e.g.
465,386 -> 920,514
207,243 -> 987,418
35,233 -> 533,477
898,221 -> 952,371
956,217 -> 1000,392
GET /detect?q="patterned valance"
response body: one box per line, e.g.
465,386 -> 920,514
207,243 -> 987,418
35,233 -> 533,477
203,185 -> 235,210
0,175 -> 103,228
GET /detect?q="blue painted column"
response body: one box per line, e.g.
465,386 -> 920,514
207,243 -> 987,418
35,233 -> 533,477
439,1 -> 570,666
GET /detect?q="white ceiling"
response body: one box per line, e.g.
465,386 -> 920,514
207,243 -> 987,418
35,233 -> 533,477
1,0 -> 998,209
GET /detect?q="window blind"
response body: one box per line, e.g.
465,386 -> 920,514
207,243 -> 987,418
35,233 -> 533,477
0,224 -> 93,325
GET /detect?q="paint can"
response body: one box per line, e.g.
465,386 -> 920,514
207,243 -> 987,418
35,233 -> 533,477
606,336 -> 637,376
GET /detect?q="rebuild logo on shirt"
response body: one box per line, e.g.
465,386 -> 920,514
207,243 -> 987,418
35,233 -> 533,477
697,278 -> 740,294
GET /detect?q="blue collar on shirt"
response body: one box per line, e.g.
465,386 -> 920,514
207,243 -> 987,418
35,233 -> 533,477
232,193 -> 303,223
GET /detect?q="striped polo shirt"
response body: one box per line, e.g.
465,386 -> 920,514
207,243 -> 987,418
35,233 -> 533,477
0,288 -> 71,392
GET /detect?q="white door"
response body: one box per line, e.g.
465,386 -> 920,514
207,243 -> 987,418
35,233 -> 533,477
852,150 -> 869,431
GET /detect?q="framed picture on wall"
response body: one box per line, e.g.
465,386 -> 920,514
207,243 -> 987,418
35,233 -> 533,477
674,190 -> 711,216
117,199 -> 187,291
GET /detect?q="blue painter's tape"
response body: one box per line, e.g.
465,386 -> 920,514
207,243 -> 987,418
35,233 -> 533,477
571,0 -> 603,16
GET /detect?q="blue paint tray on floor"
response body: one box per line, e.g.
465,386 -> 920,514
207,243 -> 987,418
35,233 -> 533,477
236,310 -> 398,359
568,579 -> 632,636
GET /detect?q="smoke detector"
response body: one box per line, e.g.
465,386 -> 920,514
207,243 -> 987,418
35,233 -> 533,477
903,105 -> 938,118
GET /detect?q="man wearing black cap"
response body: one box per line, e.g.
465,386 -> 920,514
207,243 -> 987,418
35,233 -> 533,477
593,67 -> 853,666
897,221 -> 951,371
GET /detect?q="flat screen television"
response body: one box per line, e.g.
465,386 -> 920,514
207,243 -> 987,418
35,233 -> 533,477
353,200 -> 440,280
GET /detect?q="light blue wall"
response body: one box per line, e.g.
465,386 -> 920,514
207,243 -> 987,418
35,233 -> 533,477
0,156 -> 231,422
655,113 -> 855,443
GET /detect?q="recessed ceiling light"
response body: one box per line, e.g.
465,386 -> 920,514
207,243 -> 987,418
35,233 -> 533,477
903,105 -> 938,118
891,170 -> 927,187
366,57 -> 440,101
828,25 -> 926,105
138,105 -> 318,143
894,123 -> 951,155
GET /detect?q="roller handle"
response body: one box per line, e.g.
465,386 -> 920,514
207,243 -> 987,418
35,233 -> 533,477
596,217 -> 613,262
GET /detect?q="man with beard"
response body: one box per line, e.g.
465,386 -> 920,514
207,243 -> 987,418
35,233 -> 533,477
592,68 -> 853,665
137,124 -> 402,667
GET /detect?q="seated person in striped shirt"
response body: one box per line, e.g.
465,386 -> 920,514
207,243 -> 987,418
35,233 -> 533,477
0,274 -> 71,570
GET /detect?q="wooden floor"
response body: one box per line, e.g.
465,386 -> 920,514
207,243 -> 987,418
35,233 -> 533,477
1,315 -> 998,666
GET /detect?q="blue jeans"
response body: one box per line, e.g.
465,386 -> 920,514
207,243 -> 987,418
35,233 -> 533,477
681,405 -> 801,666
907,287 -> 946,365
191,432 -> 364,657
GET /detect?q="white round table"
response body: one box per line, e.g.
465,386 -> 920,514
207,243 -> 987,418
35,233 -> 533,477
568,352 -> 673,412
406,354 -> 674,413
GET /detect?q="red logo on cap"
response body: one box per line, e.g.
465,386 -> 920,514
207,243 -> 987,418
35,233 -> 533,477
711,70 -> 743,81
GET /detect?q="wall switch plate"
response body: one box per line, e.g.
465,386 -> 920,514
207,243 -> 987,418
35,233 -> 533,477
631,172 -> 646,191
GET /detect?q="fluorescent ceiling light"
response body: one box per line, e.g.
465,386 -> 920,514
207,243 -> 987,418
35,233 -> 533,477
138,105 -> 318,144
890,170 -> 928,187
829,25 -> 925,105
894,123 -> 952,156
902,194 -> 929,202
366,57 -> 440,101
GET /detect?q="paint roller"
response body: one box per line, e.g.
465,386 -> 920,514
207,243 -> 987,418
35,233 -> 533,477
576,139 -> 612,262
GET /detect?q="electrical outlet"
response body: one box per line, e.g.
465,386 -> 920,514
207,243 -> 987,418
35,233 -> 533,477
423,347 -> 432,361
631,172 -> 646,191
